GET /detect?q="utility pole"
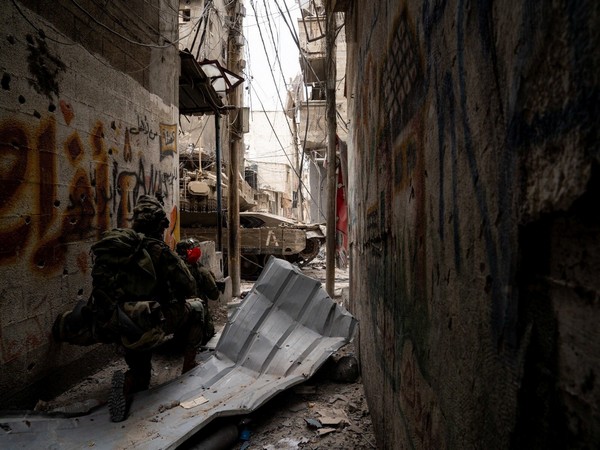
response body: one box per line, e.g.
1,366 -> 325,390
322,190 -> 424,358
215,114 -> 223,252
227,0 -> 243,297
325,3 -> 337,297
291,107 -> 304,223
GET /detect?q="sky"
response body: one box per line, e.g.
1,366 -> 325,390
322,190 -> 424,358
243,0 -> 302,112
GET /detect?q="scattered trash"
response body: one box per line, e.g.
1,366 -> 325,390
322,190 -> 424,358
317,427 -> 337,436
262,437 -> 307,450
328,394 -> 349,404
238,416 -> 252,448
157,400 -> 180,413
318,416 -> 345,427
304,418 -> 322,429
180,396 -> 208,409
329,355 -> 359,382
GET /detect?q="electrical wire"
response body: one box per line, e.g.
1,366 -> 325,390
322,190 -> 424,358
250,82 -> 325,219
10,0 -> 76,45
69,0 -> 193,49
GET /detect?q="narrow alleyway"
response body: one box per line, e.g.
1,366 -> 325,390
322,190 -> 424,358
34,259 -> 374,449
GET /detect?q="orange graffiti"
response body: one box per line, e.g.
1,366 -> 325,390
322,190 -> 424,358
123,128 -> 132,162
59,99 -> 74,125
64,132 -> 84,162
37,116 -> 57,236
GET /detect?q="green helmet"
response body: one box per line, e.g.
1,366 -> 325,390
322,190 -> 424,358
132,195 -> 169,238
176,237 -> 201,258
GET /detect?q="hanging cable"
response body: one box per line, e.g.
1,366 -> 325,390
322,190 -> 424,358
250,83 -> 325,219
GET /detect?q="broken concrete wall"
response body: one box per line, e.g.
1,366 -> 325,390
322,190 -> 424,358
344,0 -> 599,448
0,0 -> 180,406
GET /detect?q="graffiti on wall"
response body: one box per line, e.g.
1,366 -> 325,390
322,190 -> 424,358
355,3 -> 438,444
0,107 -> 178,273
159,123 -> 177,160
399,340 -> 446,449
382,10 -> 425,135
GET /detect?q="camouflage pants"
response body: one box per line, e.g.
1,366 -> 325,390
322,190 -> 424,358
53,297 -> 212,351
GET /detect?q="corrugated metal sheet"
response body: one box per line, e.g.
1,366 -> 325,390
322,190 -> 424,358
0,257 -> 357,449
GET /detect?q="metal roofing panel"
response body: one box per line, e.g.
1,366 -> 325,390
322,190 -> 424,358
0,257 -> 357,450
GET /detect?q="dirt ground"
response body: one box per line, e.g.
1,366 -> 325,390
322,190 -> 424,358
36,260 -> 376,449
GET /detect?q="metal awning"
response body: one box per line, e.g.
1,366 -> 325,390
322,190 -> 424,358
0,257 -> 357,449
179,51 -> 224,115
179,52 -> 245,116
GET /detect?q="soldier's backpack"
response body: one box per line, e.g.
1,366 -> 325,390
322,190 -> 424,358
88,228 -> 166,350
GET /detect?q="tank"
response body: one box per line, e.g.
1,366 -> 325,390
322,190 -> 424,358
179,149 -> 325,278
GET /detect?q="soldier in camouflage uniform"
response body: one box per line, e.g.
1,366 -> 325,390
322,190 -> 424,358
53,195 -> 206,422
175,238 -> 224,346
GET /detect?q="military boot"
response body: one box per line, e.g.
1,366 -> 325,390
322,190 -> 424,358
110,350 -> 152,421
108,369 -> 150,422
181,347 -> 198,374
109,370 -> 130,422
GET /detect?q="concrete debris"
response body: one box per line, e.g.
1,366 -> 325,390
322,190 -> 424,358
316,427 -> 337,436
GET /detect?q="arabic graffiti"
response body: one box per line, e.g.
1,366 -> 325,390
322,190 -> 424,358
129,113 -> 158,141
0,112 -> 178,273
159,123 -> 177,160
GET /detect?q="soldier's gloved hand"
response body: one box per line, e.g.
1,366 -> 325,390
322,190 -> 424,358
216,280 -> 226,293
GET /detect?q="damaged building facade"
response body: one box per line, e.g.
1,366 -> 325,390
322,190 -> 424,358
341,0 -> 599,448
296,0 -> 349,265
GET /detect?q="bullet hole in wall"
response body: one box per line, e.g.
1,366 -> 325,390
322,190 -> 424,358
27,362 -> 36,371
25,34 -> 34,45
1,73 -> 10,90
7,35 -> 15,44
54,200 -> 60,207
37,259 -> 45,269
78,288 -> 83,295
63,269 -> 68,276
18,95 -> 25,104
111,121 -> 116,130
33,110 -> 41,118
24,215 -> 31,224
48,103 -> 56,112
108,148 -> 113,155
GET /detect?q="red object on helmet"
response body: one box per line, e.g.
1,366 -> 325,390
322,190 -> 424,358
187,246 -> 201,264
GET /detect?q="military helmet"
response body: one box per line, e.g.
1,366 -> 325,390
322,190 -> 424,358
176,237 -> 201,258
132,195 -> 169,237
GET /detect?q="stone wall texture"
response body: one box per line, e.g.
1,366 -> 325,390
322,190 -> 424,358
345,0 -> 599,448
0,0 -> 181,406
